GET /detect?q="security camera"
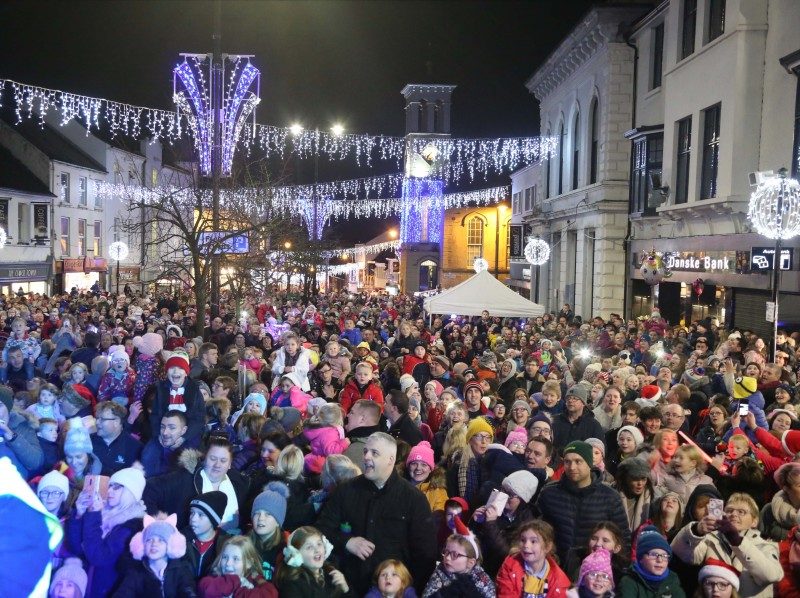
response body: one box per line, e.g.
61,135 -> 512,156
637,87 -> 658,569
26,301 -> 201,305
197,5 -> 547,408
748,170 -> 775,186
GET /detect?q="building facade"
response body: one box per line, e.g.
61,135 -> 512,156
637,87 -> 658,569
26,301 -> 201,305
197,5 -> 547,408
509,5 -> 651,320
441,204 -> 510,288
626,0 -> 800,336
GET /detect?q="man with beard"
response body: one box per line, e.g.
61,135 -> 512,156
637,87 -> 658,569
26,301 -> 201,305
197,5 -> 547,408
140,411 -> 189,477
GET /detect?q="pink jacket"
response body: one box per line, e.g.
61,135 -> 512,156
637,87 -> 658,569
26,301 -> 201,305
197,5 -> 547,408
302,425 -> 350,475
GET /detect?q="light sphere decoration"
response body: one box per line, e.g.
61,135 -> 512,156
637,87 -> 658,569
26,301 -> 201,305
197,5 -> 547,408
109,241 -> 129,261
473,257 -> 489,273
524,238 -> 550,265
640,250 -> 672,286
747,174 -> 800,240
0,226 -> 7,250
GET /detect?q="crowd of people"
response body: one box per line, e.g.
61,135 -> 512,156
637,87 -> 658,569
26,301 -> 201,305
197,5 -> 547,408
3,287 -> 800,597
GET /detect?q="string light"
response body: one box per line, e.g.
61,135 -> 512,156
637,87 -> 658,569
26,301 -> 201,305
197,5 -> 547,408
300,196 -> 333,240
0,78 -> 557,181
322,240 -> 401,259
400,179 -> 444,244
747,172 -> 800,240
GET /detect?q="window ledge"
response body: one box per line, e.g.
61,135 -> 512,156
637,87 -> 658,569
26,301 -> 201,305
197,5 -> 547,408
656,196 -> 748,220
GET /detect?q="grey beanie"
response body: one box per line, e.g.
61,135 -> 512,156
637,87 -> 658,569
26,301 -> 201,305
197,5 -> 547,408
251,481 -> 290,527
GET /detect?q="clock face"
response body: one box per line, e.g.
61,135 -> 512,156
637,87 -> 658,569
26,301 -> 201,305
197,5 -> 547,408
524,239 -> 550,265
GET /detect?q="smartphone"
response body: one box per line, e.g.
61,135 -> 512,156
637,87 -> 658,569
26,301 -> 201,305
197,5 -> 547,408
738,401 -> 750,417
83,475 -> 110,501
708,498 -> 724,521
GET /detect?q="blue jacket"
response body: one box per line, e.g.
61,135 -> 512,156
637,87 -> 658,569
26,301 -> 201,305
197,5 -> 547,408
338,328 -> 363,346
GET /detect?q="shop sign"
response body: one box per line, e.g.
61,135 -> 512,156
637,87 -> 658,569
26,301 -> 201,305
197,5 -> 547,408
522,268 -> 531,280
659,250 -> 750,274
33,204 -> 48,238
751,247 -> 793,271
0,263 -> 50,280
63,259 -> 84,273
510,225 -> 524,259
118,267 -> 140,282
84,257 -> 107,272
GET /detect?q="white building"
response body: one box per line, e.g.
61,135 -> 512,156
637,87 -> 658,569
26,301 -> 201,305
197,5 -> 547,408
509,4 -> 651,319
626,0 -> 800,336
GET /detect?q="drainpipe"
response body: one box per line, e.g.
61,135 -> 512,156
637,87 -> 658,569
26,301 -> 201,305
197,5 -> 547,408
623,32 -> 639,320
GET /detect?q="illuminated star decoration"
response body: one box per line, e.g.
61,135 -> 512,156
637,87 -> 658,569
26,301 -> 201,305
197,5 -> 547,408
524,238 -> 550,265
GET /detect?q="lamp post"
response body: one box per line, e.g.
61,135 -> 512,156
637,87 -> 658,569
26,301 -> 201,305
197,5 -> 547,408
283,241 -> 292,292
109,241 -> 129,296
495,204 -> 508,277
746,168 -> 800,359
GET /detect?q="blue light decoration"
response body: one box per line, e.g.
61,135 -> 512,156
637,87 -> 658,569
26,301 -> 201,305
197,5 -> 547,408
399,179 -> 445,244
173,55 -> 260,177
300,196 -> 333,240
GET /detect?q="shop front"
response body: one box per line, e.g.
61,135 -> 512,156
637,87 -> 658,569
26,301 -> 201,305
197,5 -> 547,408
57,257 -> 108,294
0,261 -> 53,296
629,235 -> 800,337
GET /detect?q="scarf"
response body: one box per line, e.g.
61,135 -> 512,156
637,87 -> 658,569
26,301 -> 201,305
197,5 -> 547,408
791,529 -> 800,570
169,386 -> 187,412
457,450 -> 481,503
633,561 -> 668,586
284,349 -> 299,368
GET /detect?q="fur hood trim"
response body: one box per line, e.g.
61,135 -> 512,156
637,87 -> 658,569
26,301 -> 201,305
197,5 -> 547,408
178,448 -> 203,475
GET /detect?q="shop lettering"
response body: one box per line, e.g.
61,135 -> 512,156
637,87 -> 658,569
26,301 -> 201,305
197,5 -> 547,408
666,255 -> 731,271
6,269 -> 39,277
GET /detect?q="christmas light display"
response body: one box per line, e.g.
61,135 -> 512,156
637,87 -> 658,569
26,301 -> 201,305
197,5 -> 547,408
747,172 -> 800,240
0,78 -> 557,181
524,238 -> 550,265
399,179 -> 445,244
300,196 -> 333,240
108,241 -> 129,261
473,257 -> 489,272
323,240 -> 401,259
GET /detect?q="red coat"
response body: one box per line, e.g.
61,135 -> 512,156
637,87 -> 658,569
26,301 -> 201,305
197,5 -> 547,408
778,530 -> 800,598
198,573 -> 277,598
496,554 -> 570,598
339,379 -> 384,415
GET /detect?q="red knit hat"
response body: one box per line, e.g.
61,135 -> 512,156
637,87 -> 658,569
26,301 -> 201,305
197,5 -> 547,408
165,352 -> 191,375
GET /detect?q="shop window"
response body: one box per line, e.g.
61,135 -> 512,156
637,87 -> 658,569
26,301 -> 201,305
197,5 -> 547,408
466,217 -> 484,266
60,217 -> 70,256
512,192 -> 520,214
60,173 -> 70,203
700,104 -> 721,199
78,219 -> 86,256
707,0 -> 725,43
651,23 -> 664,90
78,177 -> 87,206
630,134 -> 664,214
589,99 -> 599,184
93,221 -> 102,257
675,116 -> 692,204
681,0 -> 697,60
524,187 -> 533,212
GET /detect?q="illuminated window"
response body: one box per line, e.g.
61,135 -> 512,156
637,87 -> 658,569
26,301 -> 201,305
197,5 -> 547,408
466,217 -> 484,266
60,217 -> 70,255
78,219 -> 86,256
93,221 -> 102,256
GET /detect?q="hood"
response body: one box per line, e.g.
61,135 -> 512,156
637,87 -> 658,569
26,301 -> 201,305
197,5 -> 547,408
178,448 -> 203,475
682,483 -> 723,525
499,359 -> 518,384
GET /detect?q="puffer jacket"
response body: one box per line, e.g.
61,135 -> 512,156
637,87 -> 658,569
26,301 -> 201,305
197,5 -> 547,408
302,424 -> 350,475
653,467 -> 714,505
496,554 -> 569,598
536,471 -> 631,572
671,524 -> 783,598
115,557 -> 197,597
6,408 -> 44,478
338,378 -> 384,415
617,566 -> 686,597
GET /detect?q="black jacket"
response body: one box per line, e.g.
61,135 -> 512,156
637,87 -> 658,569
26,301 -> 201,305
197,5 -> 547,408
142,449 -> 251,530
91,431 -> 143,476
316,471 -> 436,596
116,557 -> 196,597
388,412 -> 423,447
551,410 -> 605,454
181,527 -> 230,580
151,377 -> 206,446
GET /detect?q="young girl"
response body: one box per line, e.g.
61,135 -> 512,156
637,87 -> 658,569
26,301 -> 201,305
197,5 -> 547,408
496,519 -> 570,598
322,340 -> 351,385
199,535 -> 278,597
423,516 -> 495,598
270,374 -> 311,417
233,413 -> 266,472
402,340 -> 432,389
62,362 -> 89,392
654,445 -> 713,504
650,429 -> 679,482
607,425 -> 644,476
97,347 -> 136,406
618,525 -> 684,597
302,403 -> 350,475
566,549 -> 615,598
249,482 -> 289,582
49,557 -> 88,598
271,332 -> 312,392
242,347 -> 265,377
567,521 -> 628,587
649,492 -> 684,544
27,382 -> 64,423
366,560 -> 418,598
118,513 -> 195,597
275,526 -> 354,597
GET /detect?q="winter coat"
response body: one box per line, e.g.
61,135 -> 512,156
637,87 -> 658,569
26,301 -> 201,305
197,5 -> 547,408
671,524 -> 783,598
322,354 -> 351,382
245,471 -> 315,532
271,348 -> 312,391
694,422 -> 729,456
133,353 -> 163,406
181,527 -> 231,580
388,412 -> 423,447
269,377 -> 312,417
515,371 -> 545,397
338,378 -> 384,414
618,486 -> 654,534
402,354 -> 432,388
365,587 -> 417,598
142,449 -> 251,530
98,367 -> 136,405
472,502 -> 537,577
761,490 -> 797,542
617,566 -> 686,598
536,471 -> 631,572
276,569 -> 355,598
198,573 -> 278,598
65,509 -> 144,598
421,562 -> 496,598
778,528 -> 800,597
653,468 -> 713,505
302,424 -> 350,475
551,410 -> 605,454
116,557 -> 197,597
496,554 -> 570,598
416,467 -> 449,513
730,390 -> 769,442
316,471 -> 437,596
233,440 -> 261,472
5,408 -> 44,478
151,376 -> 206,447
91,431 -> 143,476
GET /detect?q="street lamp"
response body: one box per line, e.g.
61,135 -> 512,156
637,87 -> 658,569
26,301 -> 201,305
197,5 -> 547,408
283,241 -> 292,292
389,229 -> 398,239
495,204 -> 508,276
109,241 -> 129,295
747,168 -> 800,358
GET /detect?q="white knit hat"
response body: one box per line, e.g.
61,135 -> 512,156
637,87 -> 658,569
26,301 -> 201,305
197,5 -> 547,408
399,374 -> 418,393
617,425 -> 644,446
109,467 -> 146,501
38,470 -> 69,498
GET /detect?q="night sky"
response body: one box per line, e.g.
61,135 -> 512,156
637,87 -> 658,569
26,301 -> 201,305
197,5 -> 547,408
0,0 -> 597,241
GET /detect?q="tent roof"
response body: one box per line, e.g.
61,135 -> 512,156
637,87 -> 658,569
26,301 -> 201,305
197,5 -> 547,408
424,270 -> 545,318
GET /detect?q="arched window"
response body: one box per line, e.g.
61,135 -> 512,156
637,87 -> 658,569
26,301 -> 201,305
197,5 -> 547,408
544,128 -> 551,199
572,111 -> 580,190
589,98 -> 599,184
558,121 -> 565,195
466,216 -> 484,266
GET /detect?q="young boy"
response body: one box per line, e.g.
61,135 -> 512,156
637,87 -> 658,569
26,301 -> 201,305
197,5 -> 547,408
339,361 -> 384,415
36,417 -> 60,473
151,350 -> 205,447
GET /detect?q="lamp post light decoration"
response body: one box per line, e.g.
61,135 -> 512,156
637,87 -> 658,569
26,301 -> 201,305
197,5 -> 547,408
473,257 -> 489,273
109,241 -> 129,295
746,168 -> 800,358
524,237 -> 550,266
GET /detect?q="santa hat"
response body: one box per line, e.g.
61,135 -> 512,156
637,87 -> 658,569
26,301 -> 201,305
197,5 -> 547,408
698,558 -> 740,591
453,515 -> 481,559
166,324 -> 183,338
165,351 -> 191,375
781,430 -> 800,456
641,385 -> 662,402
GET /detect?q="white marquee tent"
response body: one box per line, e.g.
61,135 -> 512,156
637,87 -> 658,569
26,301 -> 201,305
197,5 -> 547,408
423,270 -> 545,318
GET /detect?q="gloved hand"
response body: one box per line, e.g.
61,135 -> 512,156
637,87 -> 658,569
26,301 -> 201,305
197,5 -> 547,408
717,517 -> 743,547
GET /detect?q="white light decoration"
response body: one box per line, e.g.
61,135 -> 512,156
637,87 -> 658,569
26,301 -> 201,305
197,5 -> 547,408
747,173 -> 800,240
0,226 -> 7,249
473,257 -> 489,273
109,241 -> 129,261
323,240 -> 401,259
524,238 -> 550,265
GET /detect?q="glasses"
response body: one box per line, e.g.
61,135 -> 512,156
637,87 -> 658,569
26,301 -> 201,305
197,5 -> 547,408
38,490 -> 64,499
530,426 -> 551,435
441,550 -> 468,560
512,407 -> 529,412
703,580 -> 732,591
587,572 -> 612,582
508,441 -> 526,451
724,507 -> 749,517
643,551 -> 671,562
472,433 -> 492,442
96,417 -> 120,423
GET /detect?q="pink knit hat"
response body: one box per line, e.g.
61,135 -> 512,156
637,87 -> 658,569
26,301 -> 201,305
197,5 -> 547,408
578,548 -> 615,588
407,440 -> 435,470
425,380 -> 444,398
504,427 -> 528,449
